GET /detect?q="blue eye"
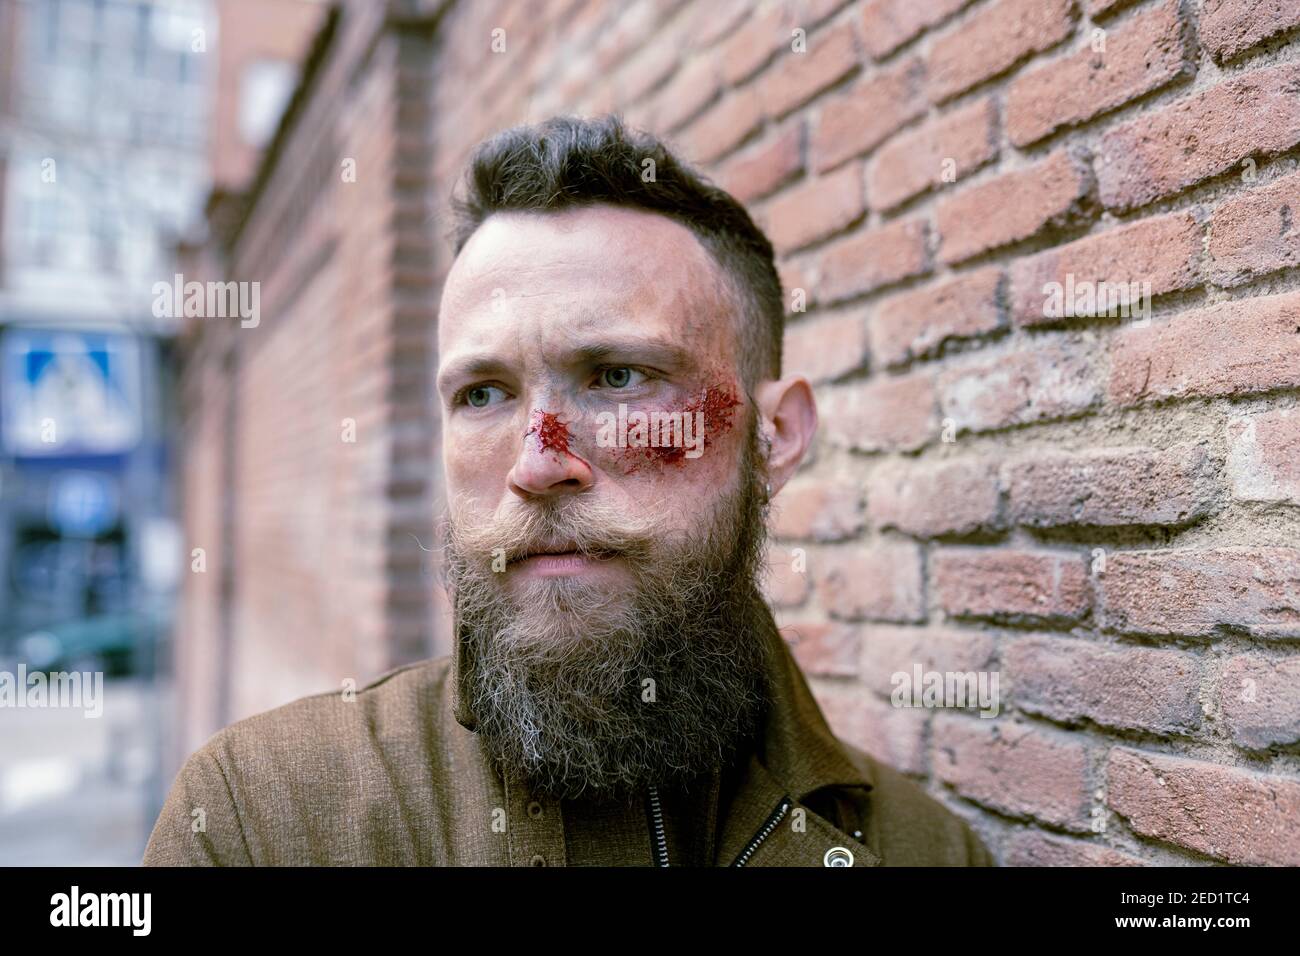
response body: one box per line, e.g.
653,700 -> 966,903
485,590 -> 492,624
596,367 -> 645,389
460,385 -> 507,407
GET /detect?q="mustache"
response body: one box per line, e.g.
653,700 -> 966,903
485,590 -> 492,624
443,491 -> 679,568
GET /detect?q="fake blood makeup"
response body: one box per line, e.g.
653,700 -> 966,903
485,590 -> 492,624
526,409 -> 574,457
615,381 -> 742,472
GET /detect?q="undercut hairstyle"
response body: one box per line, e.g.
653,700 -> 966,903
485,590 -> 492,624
447,114 -> 784,388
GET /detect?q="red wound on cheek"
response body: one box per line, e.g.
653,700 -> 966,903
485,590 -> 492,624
620,382 -> 742,472
526,410 -> 575,457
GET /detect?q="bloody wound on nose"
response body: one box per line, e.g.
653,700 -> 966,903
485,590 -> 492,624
527,410 -> 576,457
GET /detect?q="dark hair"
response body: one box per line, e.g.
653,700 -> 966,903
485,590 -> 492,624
448,114 -> 783,386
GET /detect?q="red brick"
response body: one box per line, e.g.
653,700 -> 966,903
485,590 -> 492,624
1208,168 -> 1300,287
1108,292 -> 1300,406
1004,444 -> 1217,528
686,0 -> 752,50
1004,831 -> 1145,866
764,542 -> 811,607
1106,748 -> 1300,865
1006,0 -> 1192,147
783,309 -> 870,384
1216,654 -> 1300,750
764,163 -> 865,254
618,35 -> 679,104
816,216 -> 929,303
934,548 -> 1091,624
780,619 -> 860,676
720,2 -> 797,85
778,258 -> 814,310
867,97 -> 998,211
1086,0 -> 1138,17
820,372 -> 937,452
1098,547 -> 1300,638
867,459 -> 1001,537
859,0 -> 973,59
870,267 -> 1004,367
719,123 -> 804,203
1010,213 -> 1201,326
860,625 -> 997,700
1096,63 -> 1300,211
819,687 -> 927,775
927,0 -> 1077,103
678,84 -> 765,163
1227,409 -> 1300,506
1004,636 -> 1201,736
936,150 -> 1093,264
812,57 -> 926,173
938,344 -> 1099,433
654,55 -> 721,131
758,21 -> 861,119
814,541 -> 926,622
769,474 -> 865,541
1201,0 -> 1300,62
933,715 -> 1093,830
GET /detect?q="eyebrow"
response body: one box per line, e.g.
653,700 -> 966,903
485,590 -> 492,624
437,335 -> 697,394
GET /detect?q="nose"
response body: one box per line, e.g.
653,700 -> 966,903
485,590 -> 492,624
507,409 -> 594,500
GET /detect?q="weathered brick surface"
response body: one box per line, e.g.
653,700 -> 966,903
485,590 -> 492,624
813,57 -> 926,172
1215,654 -> 1300,750
181,0 -> 1300,869
820,372 -> 937,452
938,344 -> 1099,433
1009,212 -> 1201,326
870,267 -> 1003,367
1109,292 -> 1300,406
1005,0 -> 1191,147
1004,635 -> 1201,735
1096,63 -> 1300,211
867,458 -> 1001,537
1003,444 -> 1217,528
1208,168 -> 1300,287
1226,409 -> 1300,505
926,0 -> 1077,104
933,715 -> 1094,830
1106,748 -> 1300,865
769,474 -> 865,541
1200,0 -> 1300,62
936,149 -> 1093,264
1098,548 -> 1300,638
933,548 -> 1091,624
867,97 -> 998,210
814,540 -> 926,622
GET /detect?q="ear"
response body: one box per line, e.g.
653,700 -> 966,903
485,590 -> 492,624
753,375 -> 817,495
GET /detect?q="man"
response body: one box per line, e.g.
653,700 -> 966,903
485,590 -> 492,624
144,115 -> 994,867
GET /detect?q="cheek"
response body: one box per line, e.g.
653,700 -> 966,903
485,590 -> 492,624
586,379 -> 746,479
444,418 -> 515,495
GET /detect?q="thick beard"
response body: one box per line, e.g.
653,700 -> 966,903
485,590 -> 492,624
444,410 -> 774,802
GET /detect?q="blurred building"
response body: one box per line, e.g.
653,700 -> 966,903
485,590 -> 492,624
0,0 -> 218,665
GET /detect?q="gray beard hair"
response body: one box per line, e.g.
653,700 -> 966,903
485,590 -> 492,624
443,412 -> 774,802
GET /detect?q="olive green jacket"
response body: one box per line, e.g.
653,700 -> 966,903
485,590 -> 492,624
143,608 -> 995,867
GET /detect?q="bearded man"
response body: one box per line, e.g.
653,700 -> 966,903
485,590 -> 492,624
143,115 -> 994,867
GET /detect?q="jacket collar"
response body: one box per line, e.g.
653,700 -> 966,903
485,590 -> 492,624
449,598 -> 875,803
752,600 -> 875,802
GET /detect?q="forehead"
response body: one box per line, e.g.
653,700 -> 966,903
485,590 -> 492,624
438,205 -> 738,363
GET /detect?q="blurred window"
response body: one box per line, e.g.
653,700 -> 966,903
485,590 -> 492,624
238,59 -> 297,149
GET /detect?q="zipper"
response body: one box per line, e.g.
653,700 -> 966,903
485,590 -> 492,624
730,796 -> 792,867
646,785 -> 670,867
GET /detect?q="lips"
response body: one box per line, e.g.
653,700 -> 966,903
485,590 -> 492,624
508,543 -> 614,565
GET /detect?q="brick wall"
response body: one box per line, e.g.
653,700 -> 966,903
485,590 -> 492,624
180,0 -> 1300,865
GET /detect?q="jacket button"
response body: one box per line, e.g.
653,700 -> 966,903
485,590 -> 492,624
527,801 -> 544,819
824,847 -> 855,867
530,854 -> 546,866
